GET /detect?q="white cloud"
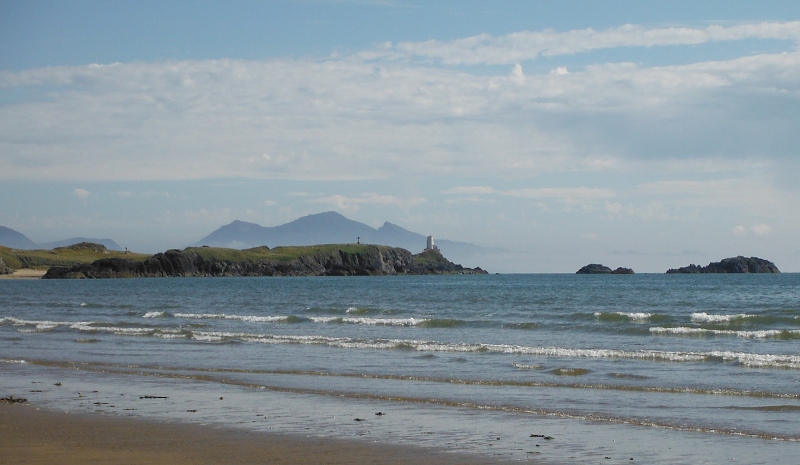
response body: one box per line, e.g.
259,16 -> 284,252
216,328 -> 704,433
605,201 -> 625,215
72,188 -> 90,200
444,185 -> 613,201
441,186 -> 496,195
379,21 -> 800,65
309,193 -> 426,213
751,223 -> 773,236
503,187 -> 614,200
0,22 -> 799,185
636,178 -> 783,209
733,224 -> 773,236
443,185 -> 614,212
510,63 -> 525,84
181,208 -> 233,225
112,190 -> 169,198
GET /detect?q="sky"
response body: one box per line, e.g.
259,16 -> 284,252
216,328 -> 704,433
2,0 -> 800,273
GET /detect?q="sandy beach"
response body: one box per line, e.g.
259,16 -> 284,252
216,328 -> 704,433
0,268 -> 47,279
0,402 -> 501,465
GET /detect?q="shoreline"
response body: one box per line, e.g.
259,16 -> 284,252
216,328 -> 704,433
0,402 -> 503,465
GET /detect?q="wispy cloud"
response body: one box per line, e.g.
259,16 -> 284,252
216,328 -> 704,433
72,188 -> 90,200
734,224 -> 773,236
309,193 -> 425,213
442,186 -> 614,211
371,21 -> 800,65
113,190 -> 169,198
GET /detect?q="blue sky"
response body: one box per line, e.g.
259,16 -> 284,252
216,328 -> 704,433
2,1 -> 800,272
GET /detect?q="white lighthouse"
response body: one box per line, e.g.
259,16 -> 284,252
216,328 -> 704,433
425,235 -> 440,252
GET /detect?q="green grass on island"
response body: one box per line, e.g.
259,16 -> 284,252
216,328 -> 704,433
0,243 -> 150,270
413,249 -> 450,265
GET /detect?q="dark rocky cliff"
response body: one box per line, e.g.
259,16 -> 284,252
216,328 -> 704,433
666,256 -> 779,274
576,264 -> 635,274
42,245 -> 487,279
0,257 -> 10,275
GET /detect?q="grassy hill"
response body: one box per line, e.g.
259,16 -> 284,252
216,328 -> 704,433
0,242 -> 148,271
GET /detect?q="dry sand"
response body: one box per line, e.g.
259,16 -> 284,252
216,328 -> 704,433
0,268 -> 47,279
0,403 -> 501,465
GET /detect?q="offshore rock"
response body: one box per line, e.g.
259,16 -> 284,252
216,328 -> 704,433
666,256 -> 780,274
577,264 -> 635,274
42,245 -> 488,279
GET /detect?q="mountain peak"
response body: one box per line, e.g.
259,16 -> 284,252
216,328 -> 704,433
0,225 -> 37,249
195,211 -> 488,267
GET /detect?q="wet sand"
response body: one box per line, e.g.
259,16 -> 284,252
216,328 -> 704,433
0,403 -> 502,465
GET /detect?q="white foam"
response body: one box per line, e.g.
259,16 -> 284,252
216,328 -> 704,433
3,317 -> 93,332
650,326 -> 800,339
594,312 -> 653,321
7,315 -> 800,369
175,313 -> 289,323
307,316 -> 342,323
691,312 -> 753,323
512,362 -> 544,370
332,317 -> 425,326
2,317 -> 191,339
185,331 -> 800,369
175,312 -> 425,326
143,311 -> 169,318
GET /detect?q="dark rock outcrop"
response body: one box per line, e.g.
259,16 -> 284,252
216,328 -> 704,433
666,256 -> 779,274
43,245 -> 488,279
410,249 -> 487,275
0,257 -> 11,275
577,264 -> 634,274
577,264 -> 612,274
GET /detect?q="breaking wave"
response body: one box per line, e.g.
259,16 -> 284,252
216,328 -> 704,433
650,326 -> 800,340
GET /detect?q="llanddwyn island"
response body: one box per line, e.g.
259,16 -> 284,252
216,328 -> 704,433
0,241 -> 487,279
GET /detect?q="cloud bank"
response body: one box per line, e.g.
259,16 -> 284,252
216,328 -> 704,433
1,21 -> 799,184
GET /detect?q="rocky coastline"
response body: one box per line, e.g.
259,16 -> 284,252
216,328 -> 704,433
666,256 -> 780,274
42,244 -> 487,279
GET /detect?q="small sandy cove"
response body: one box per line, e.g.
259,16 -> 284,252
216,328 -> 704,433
0,268 -> 47,279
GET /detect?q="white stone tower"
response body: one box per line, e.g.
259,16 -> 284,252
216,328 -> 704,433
426,235 -> 439,252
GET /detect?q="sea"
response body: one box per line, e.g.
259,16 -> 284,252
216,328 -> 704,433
1,273 -> 799,464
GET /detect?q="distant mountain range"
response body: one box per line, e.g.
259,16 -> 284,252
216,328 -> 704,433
195,211 -> 498,263
0,225 -> 123,251
1,212 -> 497,266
